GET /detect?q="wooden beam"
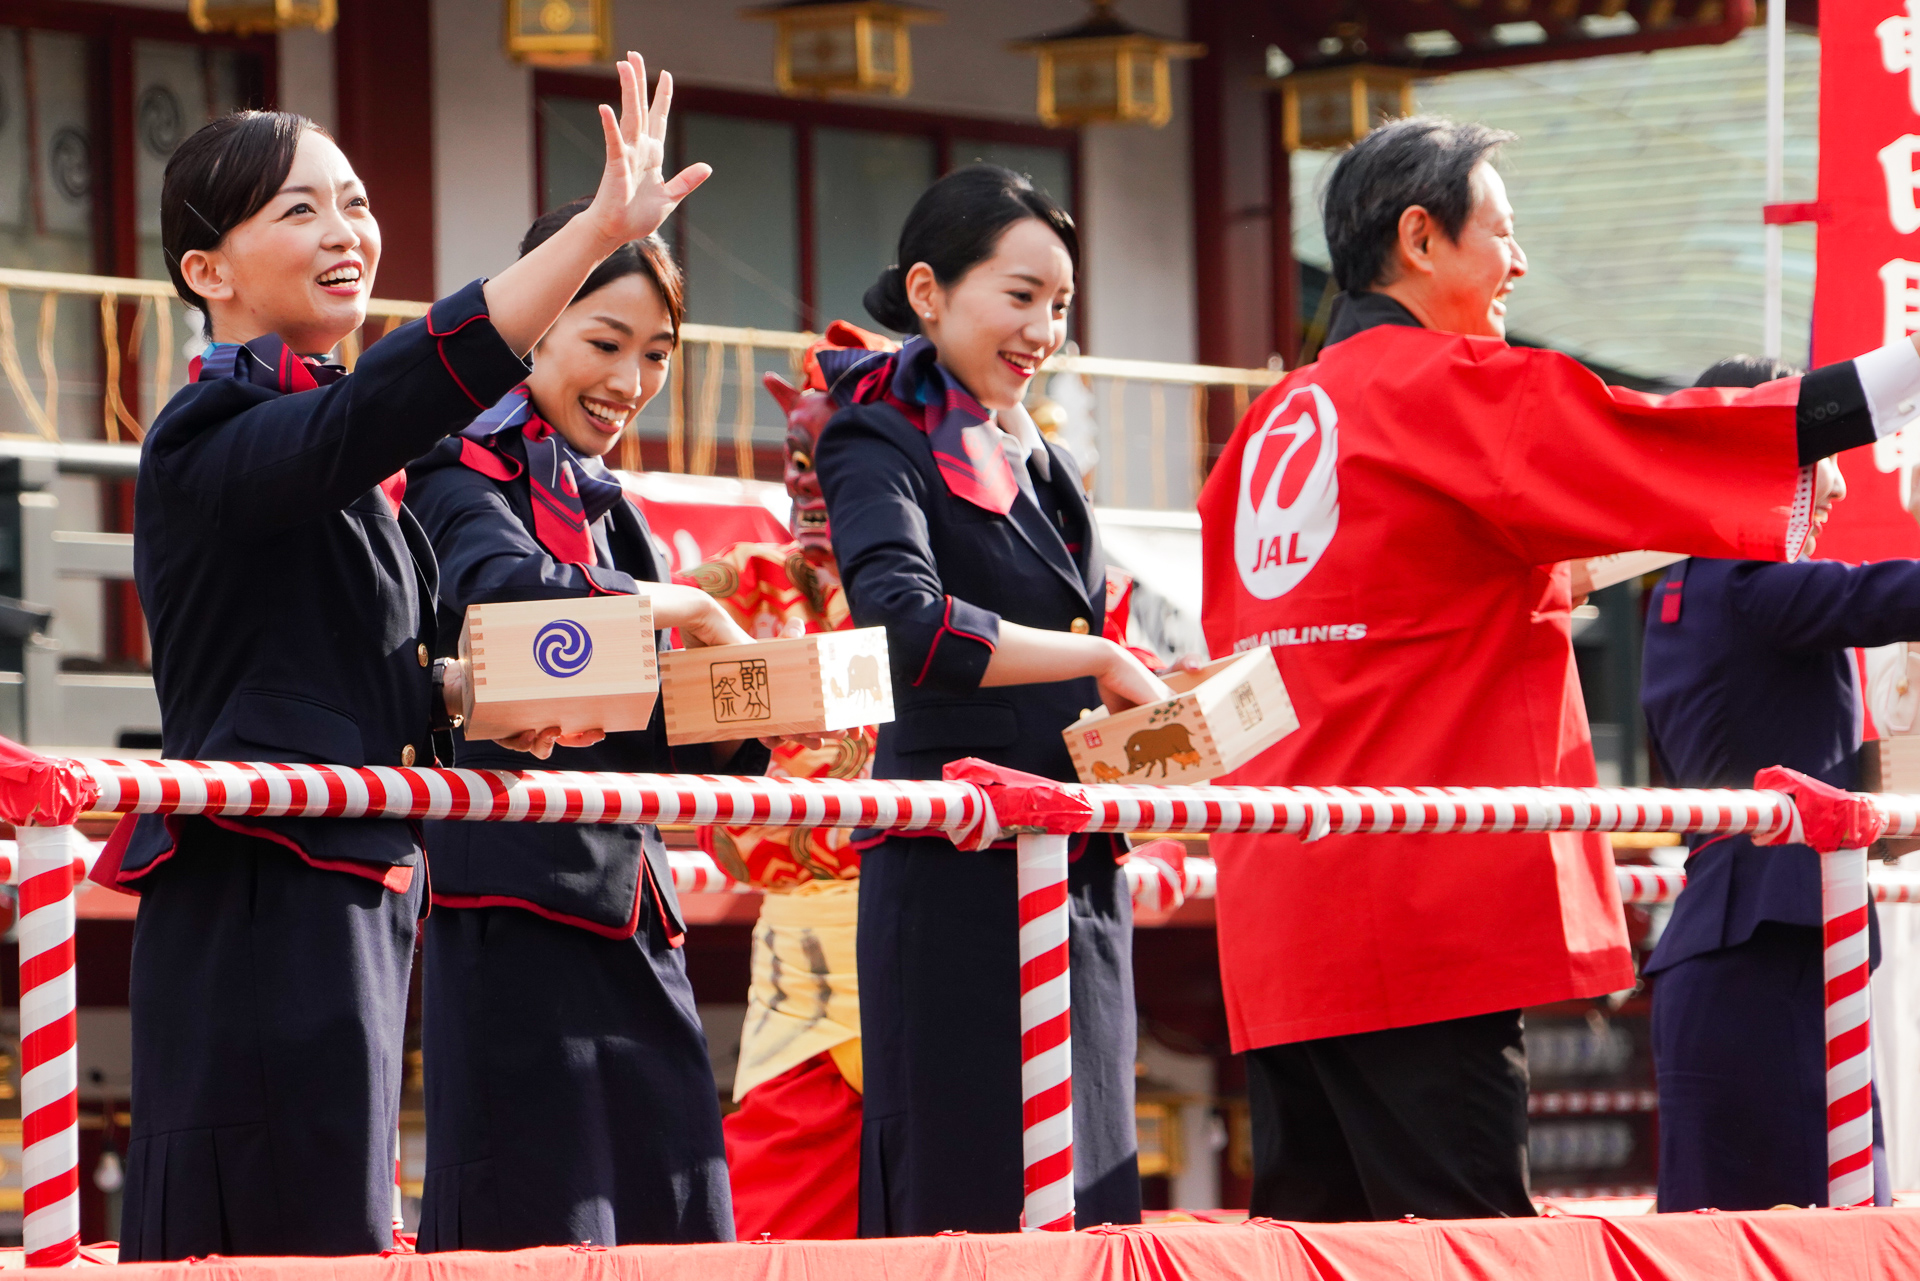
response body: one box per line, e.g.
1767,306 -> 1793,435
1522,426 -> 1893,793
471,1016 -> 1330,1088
334,0 -> 436,301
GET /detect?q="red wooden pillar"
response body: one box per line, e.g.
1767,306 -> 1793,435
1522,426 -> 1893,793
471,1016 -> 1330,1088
1187,0 -> 1278,473
1268,93 -> 1299,371
334,0 -> 436,303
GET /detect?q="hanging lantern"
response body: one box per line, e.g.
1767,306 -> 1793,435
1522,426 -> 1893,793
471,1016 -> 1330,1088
1009,1 -> 1203,129
1278,64 -> 1416,151
187,0 -> 335,35
742,1 -> 943,99
504,0 -> 612,68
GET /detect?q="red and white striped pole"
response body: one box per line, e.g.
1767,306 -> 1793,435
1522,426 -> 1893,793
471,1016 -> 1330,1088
1823,844 -> 1875,1208
1017,832 -> 1073,1232
18,825 -> 80,1266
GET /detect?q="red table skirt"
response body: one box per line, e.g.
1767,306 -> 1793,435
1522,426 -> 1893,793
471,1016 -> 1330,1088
51,1207 -> 1920,1280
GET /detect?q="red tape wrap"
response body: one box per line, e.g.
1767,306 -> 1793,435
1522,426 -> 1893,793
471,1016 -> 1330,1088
940,757 -> 1093,850
1754,765 -> 1886,853
0,737 -> 98,828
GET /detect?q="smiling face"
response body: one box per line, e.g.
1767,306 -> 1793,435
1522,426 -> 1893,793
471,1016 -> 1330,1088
1390,161 -> 1527,340
524,272 -> 676,459
906,217 -> 1074,412
179,129 -> 380,354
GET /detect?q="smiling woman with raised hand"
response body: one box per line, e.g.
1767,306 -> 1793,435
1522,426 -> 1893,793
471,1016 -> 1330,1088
103,53 -> 706,1262
402,202 -> 761,1251
811,165 -> 1170,1237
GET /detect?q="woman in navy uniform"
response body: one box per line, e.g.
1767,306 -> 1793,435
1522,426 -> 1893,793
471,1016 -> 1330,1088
110,59 -> 708,1260
405,202 -> 766,1248
1642,355 -> 1920,1209
813,166 -> 1170,1236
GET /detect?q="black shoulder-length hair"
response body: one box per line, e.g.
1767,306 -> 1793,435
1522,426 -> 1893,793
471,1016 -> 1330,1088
520,198 -> 685,343
863,164 -> 1078,336
160,110 -> 324,327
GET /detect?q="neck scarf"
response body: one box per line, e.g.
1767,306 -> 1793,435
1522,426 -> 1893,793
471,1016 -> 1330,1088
190,336 -> 409,515
460,386 -> 627,566
815,336 -> 1023,515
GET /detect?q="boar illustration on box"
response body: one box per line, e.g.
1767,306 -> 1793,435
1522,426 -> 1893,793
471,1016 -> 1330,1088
1064,647 -> 1297,786
1124,723 -> 1202,778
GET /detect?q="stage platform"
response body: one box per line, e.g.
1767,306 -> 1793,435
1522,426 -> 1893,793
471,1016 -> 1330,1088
12,1207 -> 1920,1279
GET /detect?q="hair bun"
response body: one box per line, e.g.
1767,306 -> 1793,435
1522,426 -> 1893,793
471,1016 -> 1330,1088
863,264 -> 920,335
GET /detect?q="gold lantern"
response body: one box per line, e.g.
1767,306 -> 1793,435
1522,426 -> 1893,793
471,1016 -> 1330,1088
187,0 -> 335,35
1010,1 -> 1203,129
504,0 -> 612,68
742,1 -> 943,99
1278,64 -> 1416,151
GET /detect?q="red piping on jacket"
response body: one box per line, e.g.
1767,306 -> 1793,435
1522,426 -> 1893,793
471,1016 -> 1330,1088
103,813 -> 416,895
431,850 -> 681,947
914,595 -> 997,688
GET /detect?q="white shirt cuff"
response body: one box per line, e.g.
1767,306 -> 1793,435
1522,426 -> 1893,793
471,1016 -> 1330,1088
1855,338 -> 1920,440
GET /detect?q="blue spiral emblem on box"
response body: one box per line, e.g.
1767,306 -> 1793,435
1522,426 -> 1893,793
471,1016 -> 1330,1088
533,619 -> 593,678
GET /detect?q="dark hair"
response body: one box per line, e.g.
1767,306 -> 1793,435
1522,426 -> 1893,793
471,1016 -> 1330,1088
864,164 -> 1079,335
1323,115 -> 1515,295
1692,355 -> 1801,389
161,110 -> 322,324
521,198 -> 685,341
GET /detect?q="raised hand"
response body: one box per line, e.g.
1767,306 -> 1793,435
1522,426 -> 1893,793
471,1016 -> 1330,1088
585,53 -> 711,248
480,51 -> 712,355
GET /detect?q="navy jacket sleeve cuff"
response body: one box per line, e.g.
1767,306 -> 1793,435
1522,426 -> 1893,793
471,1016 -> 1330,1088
585,565 -> 644,596
900,595 -> 999,691
1798,361 -> 1874,465
427,280 -> 531,413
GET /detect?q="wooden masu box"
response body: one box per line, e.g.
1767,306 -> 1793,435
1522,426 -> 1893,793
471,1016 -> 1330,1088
1064,647 -> 1297,786
659,626 -> 895,744
458,594 -> 658,740
1873,736 -> 1920,794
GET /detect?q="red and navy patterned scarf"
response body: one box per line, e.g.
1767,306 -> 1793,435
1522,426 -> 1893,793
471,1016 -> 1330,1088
192,335 -> 409,515
815,335 -> 1022,515
192,333 -> 346,394
458,386 -> 626,566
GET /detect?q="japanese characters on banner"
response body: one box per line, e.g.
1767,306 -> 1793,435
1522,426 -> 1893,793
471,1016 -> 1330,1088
1812,0 -> 1920,561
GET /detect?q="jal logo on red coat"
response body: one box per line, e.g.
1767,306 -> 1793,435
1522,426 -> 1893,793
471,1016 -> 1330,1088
1235,383 -> 1339,599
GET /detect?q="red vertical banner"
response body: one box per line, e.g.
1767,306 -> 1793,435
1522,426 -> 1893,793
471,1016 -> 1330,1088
1811,0 -> 1920,562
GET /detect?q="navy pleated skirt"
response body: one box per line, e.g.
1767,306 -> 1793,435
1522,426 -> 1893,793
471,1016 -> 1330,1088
416,897 -> 733,1250
119,818 -> 422,1260
857,835 -> 1140,1236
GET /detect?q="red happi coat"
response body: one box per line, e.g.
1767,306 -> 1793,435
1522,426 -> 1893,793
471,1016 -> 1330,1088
1198,318 -> 1813,1050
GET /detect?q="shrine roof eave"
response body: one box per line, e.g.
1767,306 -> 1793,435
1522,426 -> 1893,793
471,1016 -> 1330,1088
1266,0 -> 1816,77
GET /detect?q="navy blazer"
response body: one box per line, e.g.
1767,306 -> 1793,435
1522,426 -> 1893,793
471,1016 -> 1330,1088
815,401 -> 1106,786
1642,556 -> 1920,971
120,282 -> 526,885
405,431 -> 767,939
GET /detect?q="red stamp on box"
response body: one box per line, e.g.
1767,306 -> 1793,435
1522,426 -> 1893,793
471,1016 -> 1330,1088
1084,730 -> 1102,748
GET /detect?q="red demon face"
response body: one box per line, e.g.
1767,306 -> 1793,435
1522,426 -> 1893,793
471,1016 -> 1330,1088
765,371 -> 835,563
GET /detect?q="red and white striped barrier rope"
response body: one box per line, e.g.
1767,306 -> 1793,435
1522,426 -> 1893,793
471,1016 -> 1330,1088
19,838 -> 1920,910
17,828 -> 84,1266
1071,783 -> 1796,842
75,759 -> 988,833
